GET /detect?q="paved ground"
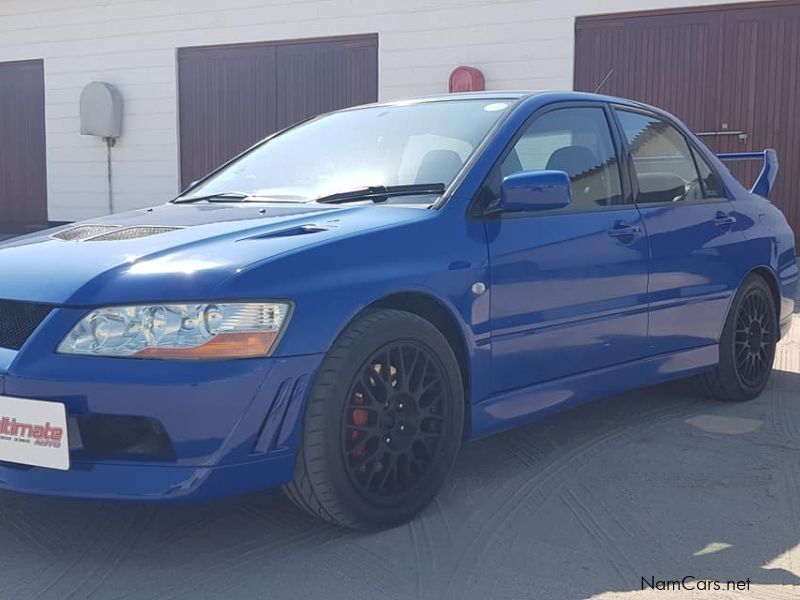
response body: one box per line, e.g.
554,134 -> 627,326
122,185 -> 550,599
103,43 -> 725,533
1,312 -> 799,599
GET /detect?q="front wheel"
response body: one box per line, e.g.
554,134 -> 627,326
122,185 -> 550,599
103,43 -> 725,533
695,274 -> 777,402
284,309 -> 464,530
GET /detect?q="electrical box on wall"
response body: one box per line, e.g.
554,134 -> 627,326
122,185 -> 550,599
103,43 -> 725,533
79,82 -> 123,139
79,81 -> 123,215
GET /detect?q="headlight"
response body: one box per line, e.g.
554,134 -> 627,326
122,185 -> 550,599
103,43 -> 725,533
58,302 -> 291,359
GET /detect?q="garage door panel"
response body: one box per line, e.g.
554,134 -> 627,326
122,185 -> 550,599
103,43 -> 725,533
719,6 -> 800,229
576,12 -> 721,132
178,45 -> 278,189
712,14 -> 760,196
575,2 -> 800,238
178,34 -> 378,189
0,59 -> 47,230
276,37 -> 377,127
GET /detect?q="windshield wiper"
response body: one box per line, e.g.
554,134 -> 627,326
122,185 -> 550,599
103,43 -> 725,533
174,191 -> 311,204
173,191 -> 252,204
176,184 -> 447,205
315,183 -> 446,205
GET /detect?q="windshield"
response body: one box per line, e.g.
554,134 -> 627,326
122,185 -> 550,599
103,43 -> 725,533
180,99 -> 512,203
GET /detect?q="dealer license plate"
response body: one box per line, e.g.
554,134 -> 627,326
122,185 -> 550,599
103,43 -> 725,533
0,395 -> 69,470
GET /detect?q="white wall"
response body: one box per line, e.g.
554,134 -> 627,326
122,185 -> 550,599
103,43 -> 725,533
0,0 -> 771,222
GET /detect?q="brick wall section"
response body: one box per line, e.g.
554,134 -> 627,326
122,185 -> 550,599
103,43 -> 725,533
0,0 -> 773,221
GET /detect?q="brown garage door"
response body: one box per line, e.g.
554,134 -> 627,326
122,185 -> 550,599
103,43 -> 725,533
0,59 -> 47,232
178,34 -> 378,188
575,1 -> 800,235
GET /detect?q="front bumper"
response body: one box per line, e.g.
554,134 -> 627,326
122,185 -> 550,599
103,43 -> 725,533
0,452 -> 298,502
0,314 -> 323,501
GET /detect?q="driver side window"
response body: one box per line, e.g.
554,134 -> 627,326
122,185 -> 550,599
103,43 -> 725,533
481,106 -> 625,213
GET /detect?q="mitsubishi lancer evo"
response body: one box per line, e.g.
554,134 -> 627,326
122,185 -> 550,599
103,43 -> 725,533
0,92 -> 795,529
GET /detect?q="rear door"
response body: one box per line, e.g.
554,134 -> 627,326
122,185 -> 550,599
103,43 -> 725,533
612,107 -> 745,355
483,103 -> 650,393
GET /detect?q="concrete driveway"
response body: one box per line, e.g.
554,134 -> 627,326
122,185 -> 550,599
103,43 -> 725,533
1,316 -> 799,599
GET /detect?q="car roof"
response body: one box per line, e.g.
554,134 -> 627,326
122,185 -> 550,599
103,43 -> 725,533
357,90 -> 648,109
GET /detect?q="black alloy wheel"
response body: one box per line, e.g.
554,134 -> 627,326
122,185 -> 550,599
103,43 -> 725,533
341,342 -> 448,503
285,309 -> 464,529
695,274 -> 777,402
734,287 -> 774,386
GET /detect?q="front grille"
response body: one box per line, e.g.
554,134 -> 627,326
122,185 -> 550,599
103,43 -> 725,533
0,300 -> 52,350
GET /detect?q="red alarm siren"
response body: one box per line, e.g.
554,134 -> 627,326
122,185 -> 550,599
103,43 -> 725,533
449,66 -> 486,93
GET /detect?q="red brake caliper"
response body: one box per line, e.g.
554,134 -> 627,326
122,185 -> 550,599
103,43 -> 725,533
351,392 -> 368,459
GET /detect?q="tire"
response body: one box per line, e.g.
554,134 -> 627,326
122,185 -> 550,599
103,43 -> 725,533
694,274 -> 777,402
283,308 -> 464,530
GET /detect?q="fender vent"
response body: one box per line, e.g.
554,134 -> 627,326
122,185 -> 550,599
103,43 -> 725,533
52,225 -> 120,241
85,226 -> 184,241
252,376 -> 308,454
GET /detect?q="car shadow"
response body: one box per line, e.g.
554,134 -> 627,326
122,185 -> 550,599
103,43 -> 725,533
0,371 -> 799,599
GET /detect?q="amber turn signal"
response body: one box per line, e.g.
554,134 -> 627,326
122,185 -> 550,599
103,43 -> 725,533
134,331 -> 279,359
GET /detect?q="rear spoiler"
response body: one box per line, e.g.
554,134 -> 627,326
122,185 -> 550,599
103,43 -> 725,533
716,149 -> 779,199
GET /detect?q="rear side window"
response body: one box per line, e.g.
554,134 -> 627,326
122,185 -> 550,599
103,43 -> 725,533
691,147 -> 727,199
483,106 -> 625,213
616,110 -> 714,204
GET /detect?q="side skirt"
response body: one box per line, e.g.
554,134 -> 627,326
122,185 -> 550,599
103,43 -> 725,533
470,344 -> 718,440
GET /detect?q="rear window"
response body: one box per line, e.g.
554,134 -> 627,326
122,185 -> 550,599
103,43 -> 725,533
691,147 -> 727,199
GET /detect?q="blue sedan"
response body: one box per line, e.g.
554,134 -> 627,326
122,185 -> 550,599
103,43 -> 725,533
0,92 -> 795,529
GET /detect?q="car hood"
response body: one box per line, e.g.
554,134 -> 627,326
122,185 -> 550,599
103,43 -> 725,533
0,202 -> 431,305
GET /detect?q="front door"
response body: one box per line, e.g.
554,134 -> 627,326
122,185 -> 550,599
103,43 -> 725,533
483,104 -> 650,394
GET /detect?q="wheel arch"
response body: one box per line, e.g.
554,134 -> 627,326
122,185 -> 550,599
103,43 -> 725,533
717,266 -> 782,343
749,266 -> 782,337
367,292 -> 472,437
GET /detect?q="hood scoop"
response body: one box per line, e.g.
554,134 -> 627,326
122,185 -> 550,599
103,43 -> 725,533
52,225 -> 185,242
85,226 -> 185,241
52,224 -> 120,241
245,224 -> 335,240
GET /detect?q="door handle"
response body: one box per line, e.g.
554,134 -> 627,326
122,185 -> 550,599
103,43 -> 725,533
607,221 -> 641,240
713,211 -> 737,229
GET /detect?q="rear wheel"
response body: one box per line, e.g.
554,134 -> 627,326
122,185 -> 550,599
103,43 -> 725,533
284,309 -> 464,530
695,274 -> 777,402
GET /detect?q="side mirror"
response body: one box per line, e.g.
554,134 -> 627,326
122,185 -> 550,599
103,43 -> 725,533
499,170 -> 572,213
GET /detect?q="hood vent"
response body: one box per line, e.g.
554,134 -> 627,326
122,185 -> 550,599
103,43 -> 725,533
52,225 -> 120,241
85,226 -> 185,241
52,225 -> 184,242
246,224 -> 334,240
